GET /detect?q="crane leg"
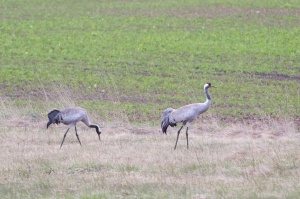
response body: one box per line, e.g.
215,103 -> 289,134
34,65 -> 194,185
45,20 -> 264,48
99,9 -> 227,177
174,125 -> 184,150
74,126 -> 82,146
60,127 -> 70,149
186,127 -> 189,149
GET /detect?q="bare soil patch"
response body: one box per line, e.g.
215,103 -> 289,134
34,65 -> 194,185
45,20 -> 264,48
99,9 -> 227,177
166,6 -> 300,26
167,6 -> 300,19
214,69 -> 300,82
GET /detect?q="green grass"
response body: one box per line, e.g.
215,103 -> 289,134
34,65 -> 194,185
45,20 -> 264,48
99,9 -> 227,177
0,0 -> 299,123
0,2 -> 299,198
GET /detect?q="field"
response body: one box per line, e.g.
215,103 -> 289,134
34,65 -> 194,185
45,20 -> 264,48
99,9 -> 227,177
0,0 -> 299,198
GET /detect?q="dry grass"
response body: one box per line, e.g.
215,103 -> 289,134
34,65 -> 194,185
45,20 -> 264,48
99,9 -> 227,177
0,86 -> 299,198
0,114 -> 299,198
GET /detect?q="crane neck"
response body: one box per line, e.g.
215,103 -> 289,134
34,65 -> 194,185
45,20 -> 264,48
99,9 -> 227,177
204,87 -> 211,101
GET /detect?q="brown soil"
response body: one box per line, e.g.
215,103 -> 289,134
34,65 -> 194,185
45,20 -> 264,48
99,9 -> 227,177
167,6 -> 300,20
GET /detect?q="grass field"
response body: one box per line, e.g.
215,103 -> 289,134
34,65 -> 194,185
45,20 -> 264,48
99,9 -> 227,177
0,0 -> 299,198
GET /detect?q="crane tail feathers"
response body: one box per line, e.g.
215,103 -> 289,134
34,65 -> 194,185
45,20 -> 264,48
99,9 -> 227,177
47,109 -> 60,128
161,108 -> 175,134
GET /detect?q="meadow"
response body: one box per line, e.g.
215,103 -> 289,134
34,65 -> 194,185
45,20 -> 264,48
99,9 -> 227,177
0,0 -> 299,198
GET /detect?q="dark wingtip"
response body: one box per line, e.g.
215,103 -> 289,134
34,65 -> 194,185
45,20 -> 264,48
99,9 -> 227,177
47,121 -> 51,129
161,121 -> 169,134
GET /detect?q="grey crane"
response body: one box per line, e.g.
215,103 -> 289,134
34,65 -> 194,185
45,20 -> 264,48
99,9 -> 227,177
47,107 -> 101,148
161,83 -> 215,149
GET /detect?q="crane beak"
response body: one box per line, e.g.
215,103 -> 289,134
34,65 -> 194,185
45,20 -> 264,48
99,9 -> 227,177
211,86 -> 217,88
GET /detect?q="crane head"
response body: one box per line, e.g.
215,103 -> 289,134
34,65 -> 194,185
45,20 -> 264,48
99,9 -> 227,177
96,127 -> 101,141
204,82 -> 216,89
89,125 -> 101,140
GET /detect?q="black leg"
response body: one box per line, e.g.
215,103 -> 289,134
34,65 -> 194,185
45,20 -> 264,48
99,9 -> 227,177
174,125 -> 184,150
186,127 -> 189,149
75,126 -> 82,146
60,127 -> 70,149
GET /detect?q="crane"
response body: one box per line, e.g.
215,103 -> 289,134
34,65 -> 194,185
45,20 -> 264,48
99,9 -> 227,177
47,107 -> 101,148
161,83 -> 215,149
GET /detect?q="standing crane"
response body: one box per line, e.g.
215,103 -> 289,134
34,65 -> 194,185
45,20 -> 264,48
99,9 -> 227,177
161,83 -> 216,149
47,107 -> 101,148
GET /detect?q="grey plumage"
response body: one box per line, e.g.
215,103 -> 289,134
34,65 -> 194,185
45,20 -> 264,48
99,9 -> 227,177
47,107 -> 101,148
161,83 -> 215,149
